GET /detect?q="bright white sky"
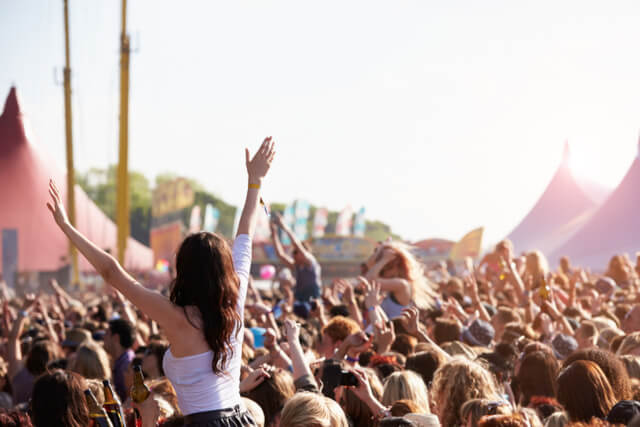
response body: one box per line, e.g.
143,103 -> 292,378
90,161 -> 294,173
2,1 -> 639,246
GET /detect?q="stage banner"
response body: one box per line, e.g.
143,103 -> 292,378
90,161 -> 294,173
449,227 -> 484,261
335,205 -> 354,236
293,200 -> 310,241
151,178 -> 194,219
280,204 -> 295,245
311,236 -> 375,263
312,207 -> 329,238
150,221 -> 183,263
1,229 -> 18,288
353,207 -> 366,237
188,205 -> 202,233
203,204 -> 220,233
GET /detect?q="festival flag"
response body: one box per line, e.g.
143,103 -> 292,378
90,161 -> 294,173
280,204 -> 296,245
203,204 -> 220,233
335,205 -> 354,236
449,227 -> 484,261
312,207 -> 329,238
188,205 -> 202,233
293,200 -> 310,241
353,207 -> 366,237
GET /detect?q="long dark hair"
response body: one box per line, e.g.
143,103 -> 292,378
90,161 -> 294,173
170,232 -> 241,375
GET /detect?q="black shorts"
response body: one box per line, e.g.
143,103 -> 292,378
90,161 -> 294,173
184,405 -> 256,427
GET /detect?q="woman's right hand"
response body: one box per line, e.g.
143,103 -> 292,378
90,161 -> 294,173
46,180 -> 69,227
245,137 -> 276,184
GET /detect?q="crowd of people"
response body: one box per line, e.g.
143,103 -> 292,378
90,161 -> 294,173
1,137 -> 640,426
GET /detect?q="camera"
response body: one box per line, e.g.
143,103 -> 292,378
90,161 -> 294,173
339,371 -> 358,387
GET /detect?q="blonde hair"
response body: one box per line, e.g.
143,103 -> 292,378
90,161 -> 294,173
525,251 -> 549,286
242,397 -> 265,427
460,399 -> 511,427
280,392 -> 348,427
617,332 -> 640,356
85,379 -> 104,405
431,357 -> 501,427
379,242 -> 435,310
69,341 -> 111,380
381,370 -> 430,414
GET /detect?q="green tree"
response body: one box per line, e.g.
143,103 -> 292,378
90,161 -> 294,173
76,166 -> 152,245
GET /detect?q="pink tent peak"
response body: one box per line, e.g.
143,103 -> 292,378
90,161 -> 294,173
550,136 -> 640,268
0,86 -> 153,274
506,141 -> 603,255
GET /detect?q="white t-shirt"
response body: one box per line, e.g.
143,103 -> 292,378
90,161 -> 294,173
163,234 -> 251,415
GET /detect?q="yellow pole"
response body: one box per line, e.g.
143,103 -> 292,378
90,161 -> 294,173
116,0 -> 130,265
63,0 -> 79,286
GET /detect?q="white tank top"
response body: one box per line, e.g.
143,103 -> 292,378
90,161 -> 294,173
163,234 -> 251,415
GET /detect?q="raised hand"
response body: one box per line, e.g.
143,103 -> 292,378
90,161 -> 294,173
284,319 -> 300,343
348,368 -> 375,402
246,137 -> 276,184
401,307 -> 421,337
374,320 -> 395,354
364,279 -> 384,309
239,366 -> 272,393
22,293 -> 38,312
272,212 -> 284,227
464,274 -> 480,303
344,331 -> 371,354
46,180 -> 69,227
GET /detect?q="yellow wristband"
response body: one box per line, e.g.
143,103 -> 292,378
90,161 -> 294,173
249,183 -> 261,189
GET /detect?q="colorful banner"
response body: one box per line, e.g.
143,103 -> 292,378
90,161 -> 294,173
203,204 -> 220,233
312,207 -> 329,238
280,204 -> 295,245
150,221 -> 183,263
151,178 -> 194,219
335,205 -> 354,236
293,200 -> 310,241
353,207 -> 366,237
310,236 -> 375,263
449,227 -> 484,261
2,229 -> 18,288
188,205 -> 202,233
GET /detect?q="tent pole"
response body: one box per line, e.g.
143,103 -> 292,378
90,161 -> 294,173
63,0 -> 79,287
116,0 -> 130,266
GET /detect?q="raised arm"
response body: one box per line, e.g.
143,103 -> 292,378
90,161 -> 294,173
236,137 -> 276,238
365,248 -> 410,294
274,213 -> 315,265
46,180 -> 185,339
269,221 -> 295,269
